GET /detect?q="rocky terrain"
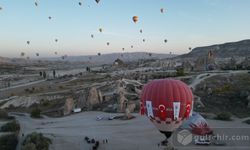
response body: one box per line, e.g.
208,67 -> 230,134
194,72 -> 250,118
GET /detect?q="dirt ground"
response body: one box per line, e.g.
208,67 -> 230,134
11,111 -> 250,150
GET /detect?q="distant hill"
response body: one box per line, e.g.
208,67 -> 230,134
0,52 -> 176,65
41,52 -> 176,64
181,40 -> 250,58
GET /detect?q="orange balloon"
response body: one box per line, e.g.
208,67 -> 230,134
133,16 -> 139,23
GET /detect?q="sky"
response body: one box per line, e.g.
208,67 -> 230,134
0,0 -> 250,58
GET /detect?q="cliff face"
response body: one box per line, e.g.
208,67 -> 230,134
181,40 -> 250,58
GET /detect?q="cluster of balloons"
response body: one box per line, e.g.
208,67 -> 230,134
2,0 -> 171,60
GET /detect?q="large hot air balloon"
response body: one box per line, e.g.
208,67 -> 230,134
141,79 -> 193,145
132,16 -> 138,23
55,39 -> 58,42
98,53 -> 101,56
0,6 -> 3,10
27,41 -> 30,45
164,39 -> 168,43
143,39 -> 146,42
48,16 -> 52,20
122,48 -> 125,51
95,0 -> 100,4
140,29 -> 143,33
91,34 -> 94,38
78,2 -> 82,6
99,28 -> 103,33
36,53 -> 39,56
131,45 -> 133,48
107,42 -> 110,46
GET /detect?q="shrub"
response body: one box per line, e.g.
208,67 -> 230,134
243,119 -> 250,124
58,85 -> 64,90
0,134 -> 18,150
176,67 -> 185,76
215,112 -> 232,121
10,93 -> 15,96
21,132 -> 51,150
30,108 -> 41,118
0,110 -> 8,119
0,121 -> 20,132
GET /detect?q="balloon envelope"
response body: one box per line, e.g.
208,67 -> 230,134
141,79 -> 193,132
132,16 -> 138,23
180,112 -> 213,135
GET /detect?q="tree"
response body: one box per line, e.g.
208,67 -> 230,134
30,108 -> 41,118
42,71 -> 46,79
53,70 -> 56,78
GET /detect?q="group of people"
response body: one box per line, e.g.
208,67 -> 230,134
84,136 -> 108,150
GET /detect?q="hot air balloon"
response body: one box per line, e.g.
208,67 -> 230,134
21,52 -> 25,57
55,39 -> 58,42
143,39 -> 146,42
99,28 -> 103,33
180,112 -> 213,136
95,0 -> 100,4
97,53 -> 101,56
132,16 -> 138,23
122,48 -> 125,51
0,6 -> 3,10
35,1 -> 38,7
160,8 -> 164,13
131,45 -> 133,48
48,16 -> 52,20
54,51 -> 58,55
36,53 -> 39,56
91,34 -> 94,38
107,42 -> 110,46
78,2 -> 82,6
164,39 -> 168,43
140,29 -> 143,33
141,79 -> 193,145
189,47 -> 192,51
27,41 -> 30,45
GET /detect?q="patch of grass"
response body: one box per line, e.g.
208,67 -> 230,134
0,121 -> 20,132
21,132 -> 51,150
0,134 -> 18,150
213,84 -> 232,94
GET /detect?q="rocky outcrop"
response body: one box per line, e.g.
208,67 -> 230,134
181,40 -> 250,59
63,98 -> 74,115
86,87 -> 103,110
